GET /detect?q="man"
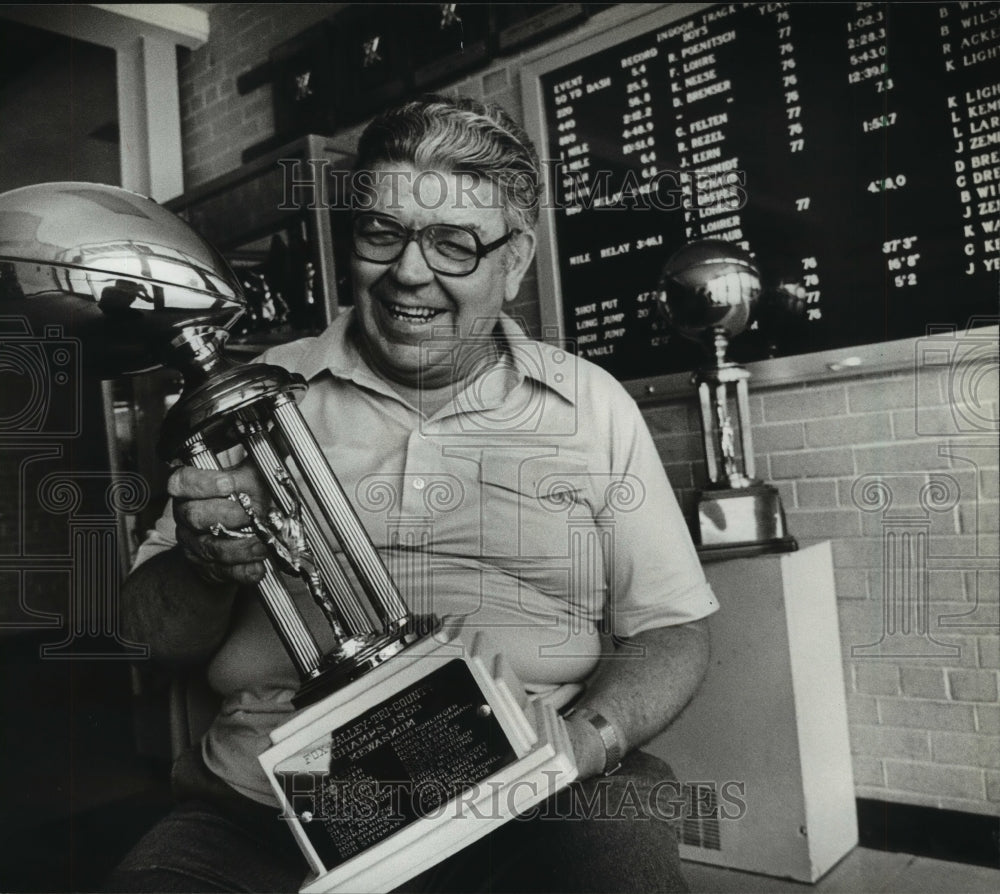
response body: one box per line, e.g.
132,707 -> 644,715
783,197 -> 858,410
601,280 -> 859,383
110,95 -> 717,893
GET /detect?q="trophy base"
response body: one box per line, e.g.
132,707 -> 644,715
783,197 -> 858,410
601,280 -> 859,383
294,617 -> 435,709
259,621 -> 577,893
696,484 -> 798,560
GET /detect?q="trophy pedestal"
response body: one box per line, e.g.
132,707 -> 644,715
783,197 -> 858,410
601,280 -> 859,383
696,484 -> 797,559
259,622 -> 577,894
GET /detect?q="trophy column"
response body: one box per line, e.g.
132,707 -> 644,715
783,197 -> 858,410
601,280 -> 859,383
657,240 -> 797,557
159,327 -> 425,706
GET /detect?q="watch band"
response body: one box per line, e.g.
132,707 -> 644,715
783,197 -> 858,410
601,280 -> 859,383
574,707 -> 623,776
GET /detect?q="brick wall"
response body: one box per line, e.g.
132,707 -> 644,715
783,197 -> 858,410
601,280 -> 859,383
646,368 -> 999,817
178,4 -> 999,818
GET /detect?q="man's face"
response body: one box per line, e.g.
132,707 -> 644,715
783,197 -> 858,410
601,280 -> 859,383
350,162 -> 534,391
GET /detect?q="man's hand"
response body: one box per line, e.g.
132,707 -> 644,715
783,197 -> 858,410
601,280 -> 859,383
170,460 -> 271,587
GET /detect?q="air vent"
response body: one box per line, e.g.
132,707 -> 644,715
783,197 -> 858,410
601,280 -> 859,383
681,783 -> 721,851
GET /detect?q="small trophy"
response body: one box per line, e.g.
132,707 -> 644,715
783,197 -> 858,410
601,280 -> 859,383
0,183 -> 575,892
656,239 -> 797,557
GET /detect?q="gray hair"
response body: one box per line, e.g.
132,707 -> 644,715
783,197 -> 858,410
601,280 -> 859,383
354,95 -> 542,234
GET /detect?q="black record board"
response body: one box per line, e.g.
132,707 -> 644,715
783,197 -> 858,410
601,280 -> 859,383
531,3 -> 999,382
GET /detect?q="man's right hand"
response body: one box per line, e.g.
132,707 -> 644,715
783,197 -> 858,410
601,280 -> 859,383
170,461 -> 271,586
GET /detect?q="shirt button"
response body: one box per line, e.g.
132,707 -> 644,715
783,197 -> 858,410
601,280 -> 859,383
412,477 -> 426,490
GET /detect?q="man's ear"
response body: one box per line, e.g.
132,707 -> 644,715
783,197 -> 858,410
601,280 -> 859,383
503,230 -> 537,303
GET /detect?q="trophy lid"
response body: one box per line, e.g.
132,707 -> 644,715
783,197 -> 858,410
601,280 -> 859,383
0,181 -> 245,377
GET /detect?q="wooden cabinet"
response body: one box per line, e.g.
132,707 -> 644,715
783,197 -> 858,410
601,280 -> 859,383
165,133 -> 355,354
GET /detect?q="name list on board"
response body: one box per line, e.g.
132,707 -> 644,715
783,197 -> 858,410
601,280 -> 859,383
542,2 -> 999,381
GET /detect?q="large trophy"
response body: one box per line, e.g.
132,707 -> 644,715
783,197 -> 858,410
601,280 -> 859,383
656,239 -> 797,557
0,183 -> 575,892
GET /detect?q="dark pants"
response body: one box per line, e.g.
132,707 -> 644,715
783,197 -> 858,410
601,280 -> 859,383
104,748 -> 689,893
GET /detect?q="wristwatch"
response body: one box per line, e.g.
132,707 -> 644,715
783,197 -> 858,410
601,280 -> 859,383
572,707 -> 623,776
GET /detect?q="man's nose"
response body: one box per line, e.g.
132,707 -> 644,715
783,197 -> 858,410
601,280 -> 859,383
391,238 -> 435,285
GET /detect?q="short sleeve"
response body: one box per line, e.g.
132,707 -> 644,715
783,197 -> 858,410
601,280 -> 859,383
131,497 -> 178,570
598,392 -> 719,637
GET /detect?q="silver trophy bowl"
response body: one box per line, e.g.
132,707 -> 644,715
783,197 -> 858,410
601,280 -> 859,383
0,181 -> 419,705
0,181 -> 245,377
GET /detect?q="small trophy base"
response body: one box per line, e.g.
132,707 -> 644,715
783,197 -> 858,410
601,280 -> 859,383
259,621 -> 577,894
696,484 -> 798,561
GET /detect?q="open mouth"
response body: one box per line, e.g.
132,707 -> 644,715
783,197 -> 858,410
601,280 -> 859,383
383,301 -> 446,323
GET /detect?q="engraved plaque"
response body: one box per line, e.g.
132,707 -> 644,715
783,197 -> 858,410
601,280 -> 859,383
275,659 -> 517,870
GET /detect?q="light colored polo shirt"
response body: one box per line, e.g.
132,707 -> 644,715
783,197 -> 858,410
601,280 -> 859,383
134,309 -> 718,804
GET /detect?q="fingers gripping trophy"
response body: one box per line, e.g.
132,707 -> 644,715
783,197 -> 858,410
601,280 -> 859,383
0,182 -> 575,893
656,239 -> 797,557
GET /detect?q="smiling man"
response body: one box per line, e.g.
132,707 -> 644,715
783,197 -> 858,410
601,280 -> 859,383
348,161 -> 534,414
110,96 -> 717,893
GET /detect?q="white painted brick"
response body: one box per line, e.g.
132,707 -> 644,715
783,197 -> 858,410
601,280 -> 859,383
928,570 -> 969,601
796,479 -> 839,508
848,376 -> 918,413
832,537 -> 884,568
931,731 -> 1000,769
784,509 -> 861,538
968,571 -> 999,604
753,422 -> 805,452
772,448 -> 854,479
838,472 -> 930,509
884,760 -> 985,800
761,387 -> 847,422
977,704 -> 1000,734
960,501 -> 1000,535
878,698 -> 976,731
851,755 -> 885,787
845,693 -> 879,726
853,443 -> 954,474
849,724 -> 930,760
977,635 -> 999,670
987,771 -> 1000,802
899,667 -> 947,699
948,669 -> 999,702
855,663 -> 900,696
838,601 -> 889,656
834,567 -> 870,601
939,635 -> 990,669
806,413 -> 893,447
981,469 -> 999,501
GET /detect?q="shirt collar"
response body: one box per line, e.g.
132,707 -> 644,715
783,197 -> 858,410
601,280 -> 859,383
293,309 -> 577,406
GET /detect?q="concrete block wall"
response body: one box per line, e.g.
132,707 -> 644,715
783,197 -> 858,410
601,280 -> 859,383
178,4 -> 999,818
646,367 -> 999,818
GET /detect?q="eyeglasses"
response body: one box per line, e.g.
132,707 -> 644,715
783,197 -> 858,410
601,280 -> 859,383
351,212 -> 520,277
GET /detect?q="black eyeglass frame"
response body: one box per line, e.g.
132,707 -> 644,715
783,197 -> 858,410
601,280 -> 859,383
351,212 -> 521,277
